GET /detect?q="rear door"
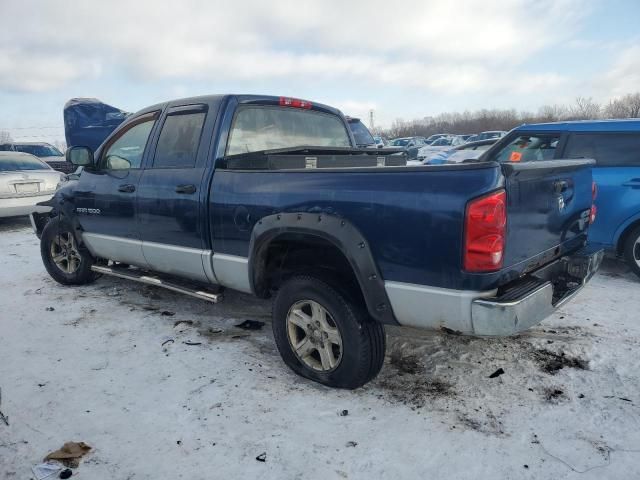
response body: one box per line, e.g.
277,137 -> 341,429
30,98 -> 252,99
486,131 -> 594,269
562,132 -> 640,248
136,103 -> 214,282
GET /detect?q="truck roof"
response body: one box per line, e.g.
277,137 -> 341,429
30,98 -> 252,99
134,94 -> 344,119
516,119 -> 640,132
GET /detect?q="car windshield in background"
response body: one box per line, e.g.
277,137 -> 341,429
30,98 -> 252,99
431,138 -> 450,146
13,144 -> 64,157
348,120 -> 375,146
226,106 -> 351,155
390,139 -> 409,146
0,155 -> 50,171
492,134 -> 560,163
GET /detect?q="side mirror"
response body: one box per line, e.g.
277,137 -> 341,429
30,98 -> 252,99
66,146 -> 94,167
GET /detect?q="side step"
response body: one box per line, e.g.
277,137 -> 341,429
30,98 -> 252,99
91,265 -> 223,303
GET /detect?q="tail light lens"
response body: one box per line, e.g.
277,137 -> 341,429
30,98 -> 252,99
464,190 -> 507,272
279,97 -> 312,109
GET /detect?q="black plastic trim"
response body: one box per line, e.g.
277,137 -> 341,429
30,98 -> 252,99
248,212 -> 398,325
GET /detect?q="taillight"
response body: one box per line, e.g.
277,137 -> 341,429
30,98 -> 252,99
279,97 -> 312,109
464,190 -> 507,272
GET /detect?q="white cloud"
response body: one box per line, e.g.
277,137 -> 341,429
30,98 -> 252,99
598,45 -> 640,97
0,0 -> 587,96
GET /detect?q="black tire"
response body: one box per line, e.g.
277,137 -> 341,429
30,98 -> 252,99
623,225 -> 640,279
40,217 -> 98,285
272,275 -> 385,389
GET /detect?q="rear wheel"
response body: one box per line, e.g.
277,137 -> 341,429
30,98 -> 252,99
272,275 -> 385,389
623,226 -> 640,279
41,218 -> 98,285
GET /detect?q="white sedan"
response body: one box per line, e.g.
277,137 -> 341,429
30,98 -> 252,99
0,152 -> 64,218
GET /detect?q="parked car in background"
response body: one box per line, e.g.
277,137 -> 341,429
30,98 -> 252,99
373,136 -> 387,147
417,135 -> 465,161
0,152 -> 64,218
476,130 -> 507,141
346,117 -> 377,148
425,133 -> 452,144
388,136 -> 428,159
425,138 -> 499,164
481,119 -> 640,277
0,142 -> 74,173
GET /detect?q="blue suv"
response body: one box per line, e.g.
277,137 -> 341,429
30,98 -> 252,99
482,120 -> 640,278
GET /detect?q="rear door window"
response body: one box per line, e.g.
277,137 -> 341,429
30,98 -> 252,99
564,133 -> 640,166
226,106 -> 351,155
153,111 -> 206,168
490,133 -> 561,163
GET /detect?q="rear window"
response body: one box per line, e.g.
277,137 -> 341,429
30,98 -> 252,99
13,144 -> 63,157
0,155 -> 50,171
226,106 -> 351,156
348,120 -> 375,146
564,133 -> 640,166
490,133 -> 560,163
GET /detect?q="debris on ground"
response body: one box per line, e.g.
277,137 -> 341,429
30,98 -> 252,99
440,326 -> 462,336
161,338 -> 175,347
59,468 -> 73,479
489,368 -> 505,379
544,388 -> 565,402
45,306 -> 55,311
534,349 -> 588,374
183,341 -> 202,346
161,310 -> 176,316
346,441 -> 358,447
32,461 -> 62,480
44,441 -> 92,468
339,409 -> 349,416
0,387 -> 9,426
174,320 -> 194,328
235,320 -> 265,330
256,452 -> 267,462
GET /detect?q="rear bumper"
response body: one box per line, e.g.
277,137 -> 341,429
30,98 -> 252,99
385,246 -> 604,336
471,246 -> 604,336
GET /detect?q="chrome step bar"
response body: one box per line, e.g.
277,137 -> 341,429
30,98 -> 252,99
91,265 -> 222,303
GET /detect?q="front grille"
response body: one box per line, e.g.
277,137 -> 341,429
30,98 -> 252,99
46,161 -> 75,173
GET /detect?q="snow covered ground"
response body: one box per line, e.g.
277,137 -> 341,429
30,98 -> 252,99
1,216 -> 639,479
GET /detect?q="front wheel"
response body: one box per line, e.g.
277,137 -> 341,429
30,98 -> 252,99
272,275 -> 386,389
623,225 -> 640,279
40,217 -> 98,285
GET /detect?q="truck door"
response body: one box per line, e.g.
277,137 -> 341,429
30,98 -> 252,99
562,132 -> 640,248
136,104 -> 214,282
73,111 -> 159,267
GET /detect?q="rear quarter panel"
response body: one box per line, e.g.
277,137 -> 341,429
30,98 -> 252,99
209,164 -> 504,290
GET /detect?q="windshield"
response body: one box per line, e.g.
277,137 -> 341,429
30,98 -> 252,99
226,106 -> 351,155
477,132 -> 503,141
14,144 -> 63,157
431,138 -> 450,146
390,138 -> 409,146
0,155 -> 51,171
348,120 -> 375,146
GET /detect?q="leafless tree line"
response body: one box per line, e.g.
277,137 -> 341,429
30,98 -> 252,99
379,92 -> 640,139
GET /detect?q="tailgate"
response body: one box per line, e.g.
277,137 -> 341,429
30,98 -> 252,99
501,159 -> 595,272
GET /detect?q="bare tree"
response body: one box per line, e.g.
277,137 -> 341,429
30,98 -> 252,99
569,97 -> 600,120
604,93 -> 640,118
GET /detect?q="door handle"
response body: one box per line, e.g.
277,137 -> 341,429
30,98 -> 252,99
175,184 -> 196,194
623,178 -> 640,188
553,180 -> 569,193
118,184 -> 136,193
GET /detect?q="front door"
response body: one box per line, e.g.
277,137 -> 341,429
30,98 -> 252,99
74,112 -> 159,266
136,104 -> 212,282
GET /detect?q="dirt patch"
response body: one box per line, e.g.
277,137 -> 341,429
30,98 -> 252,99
533,349 -> 589,374
543,387 -> 567,403
457,411 -> 506,436
389,349 -> 423,375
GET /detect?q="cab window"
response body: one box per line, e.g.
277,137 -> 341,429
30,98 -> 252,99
153,111 -> 206,168
102,117 -> 157,170
491,134 -> 560,163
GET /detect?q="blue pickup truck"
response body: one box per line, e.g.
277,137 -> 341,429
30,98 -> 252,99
33,94 -> 602,388
481,120 -> 640,278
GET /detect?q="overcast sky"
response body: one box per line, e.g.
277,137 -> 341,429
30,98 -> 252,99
1,0 -> 639,142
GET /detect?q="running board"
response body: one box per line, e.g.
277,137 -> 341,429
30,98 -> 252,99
91,265 -> 222,303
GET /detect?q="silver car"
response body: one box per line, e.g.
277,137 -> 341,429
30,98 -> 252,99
0,152 -> 64,218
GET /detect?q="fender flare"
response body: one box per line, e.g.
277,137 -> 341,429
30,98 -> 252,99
248,212 -> 398,325
613,212 -> 640,251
